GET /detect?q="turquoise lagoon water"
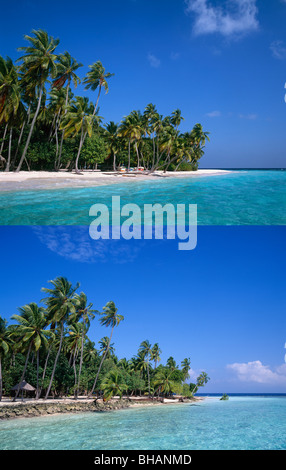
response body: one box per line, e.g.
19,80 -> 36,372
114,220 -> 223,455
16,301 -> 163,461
0,170 -> 285,225
1,396 -> 286,450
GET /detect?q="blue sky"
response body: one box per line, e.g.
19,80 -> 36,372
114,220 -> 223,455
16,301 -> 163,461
1,0 -> 286,168
0,226 -> 285,393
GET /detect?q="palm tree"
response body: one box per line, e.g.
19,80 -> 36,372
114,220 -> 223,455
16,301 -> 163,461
0,317 -> 9,401
0,56 -> 21,126
151,343 -> 161,369
66,321 -> 82,392
139,340 -> 152,396
98,336 -> 115,359
41,276 -> 79,399
60,96 -> 94,173
89,301 -> 124,397
52,52 -> 82,169
166,356 -> 177,369
101,369 -> 128,401
181,357 -> 191,381
16,29 -> 59,172
171,108 -> 184,130
118,112 -> 142,171
0,56 -> 22,172
154,368 -> 176,398
83,61 -> 114,119
104,121 -> 119,171
72,292 -> 96,398
144,103 -> 157,168
11,303 -> 51,399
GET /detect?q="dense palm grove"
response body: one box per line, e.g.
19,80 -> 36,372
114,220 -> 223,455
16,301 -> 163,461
0,276 -> 209,401
0,29 -> 210,174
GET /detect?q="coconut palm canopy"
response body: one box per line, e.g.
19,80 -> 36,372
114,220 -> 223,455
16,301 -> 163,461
0,29 -> 209,174
0,277 -> 209,402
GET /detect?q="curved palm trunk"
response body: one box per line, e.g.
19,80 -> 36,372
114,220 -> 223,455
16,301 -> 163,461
4,128 -> 13,172
38,345 -> 51,398
0,123 -> 8,155
113,152 -> 117,171
75,319 -> 86,399
35,349 -> 40,399
56,82 -> 70,170
127,140 -> 131,172
146,358 -> 150,396
135,142 -> 140,168
88,326 -> 114,397
78,86 -> 102,172
12,343 -> 32,402
44,322 -> 64,399
16,85 -> 44,172
75,127 -> 84,174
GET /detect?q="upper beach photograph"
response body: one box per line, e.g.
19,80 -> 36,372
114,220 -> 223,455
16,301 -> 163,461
0,0 -> 285,225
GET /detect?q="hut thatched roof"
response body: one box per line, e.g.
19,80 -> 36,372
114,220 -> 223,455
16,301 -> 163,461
11,380 -> 36,391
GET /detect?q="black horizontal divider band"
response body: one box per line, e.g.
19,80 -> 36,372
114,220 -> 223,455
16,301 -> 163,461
2,450 -> 283,467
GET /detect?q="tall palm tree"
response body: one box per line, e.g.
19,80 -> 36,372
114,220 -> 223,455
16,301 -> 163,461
139,340 -> 152,396
151,343 -> 161,369
0,56 -> 22,172
72,292 -> 96,398
60,96 -> 94,173
83,61 -> 114,119
11,303 -> 51,399
89,301 -> 124,397
181,358 -> 191,381
66,321 -> 82,392
52,52 -> 82,169
0,56 -> 21,126
118,112 -> 142,171
16,29 -> 59,172
144,103 -> 157,168
41,276 -> 79,399
0,317 -> 9,401
171,108 -> 184,130
98,336 -> 115,359
104,121 -> 119,171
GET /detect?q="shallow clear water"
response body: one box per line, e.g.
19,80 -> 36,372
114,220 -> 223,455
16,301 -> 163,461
0,170 -> 285,225
1,396 -> 286,450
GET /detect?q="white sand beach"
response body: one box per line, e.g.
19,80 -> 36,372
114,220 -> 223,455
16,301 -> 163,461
0,169 -> 232,192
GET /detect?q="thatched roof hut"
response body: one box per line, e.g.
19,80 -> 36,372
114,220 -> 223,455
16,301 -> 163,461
11,380 -> 36,401
11,380 -> 36,391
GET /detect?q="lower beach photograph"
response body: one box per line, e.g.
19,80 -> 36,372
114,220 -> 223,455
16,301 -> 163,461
0,225 -> 285,450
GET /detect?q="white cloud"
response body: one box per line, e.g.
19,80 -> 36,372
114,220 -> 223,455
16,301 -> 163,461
147,53 -> 161,68
270,40 -> 286,60
227,360 -> 286,385
185,0 -> 259,37
206,110 -> 221,117
32,226 -> 140,264
239,113 -> 258,120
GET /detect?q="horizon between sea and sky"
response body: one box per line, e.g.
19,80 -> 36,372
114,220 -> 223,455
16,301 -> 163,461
0,0 -> 286,169
0,225 -> 285,393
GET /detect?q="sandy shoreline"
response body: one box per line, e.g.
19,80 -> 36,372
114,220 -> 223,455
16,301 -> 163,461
0,396 -> 208,421
0,169 -> 232,192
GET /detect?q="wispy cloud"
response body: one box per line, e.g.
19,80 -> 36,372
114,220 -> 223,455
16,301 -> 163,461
170,51 -> 181,60
206,110 -> 221,117
239,113 -> 258,120
185,0 -> 259,38
270,40 -> 286,60
32,226 -> 140,264
227,361 -> 286,385
147,53 -> 161,68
